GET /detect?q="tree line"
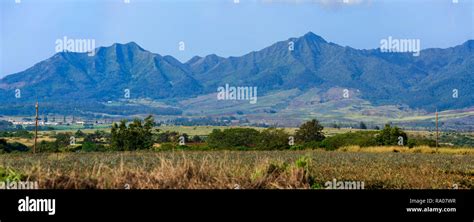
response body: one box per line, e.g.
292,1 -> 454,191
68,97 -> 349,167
0,116 -> 438,153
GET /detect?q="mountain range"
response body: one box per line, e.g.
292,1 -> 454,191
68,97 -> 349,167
0,32 -> 473,127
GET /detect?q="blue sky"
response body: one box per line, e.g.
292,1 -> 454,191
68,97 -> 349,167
0,0 -> 473,77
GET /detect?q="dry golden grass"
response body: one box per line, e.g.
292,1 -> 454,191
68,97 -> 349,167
5,137 -> 55,147
338,145 -> 474,155
0,150 -> 472,189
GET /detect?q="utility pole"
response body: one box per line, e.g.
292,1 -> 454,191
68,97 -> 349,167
435,109 -> 439,149
33,101 -> 39,154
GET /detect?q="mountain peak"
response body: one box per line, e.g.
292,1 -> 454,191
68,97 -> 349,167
125,41 -> 140,46
462,40 -> 474,48
204,54 -> 224,61
111,41 -> 145,51
186,54 -> 224,66
186,56 -> 202,64
302,32 -> 327,43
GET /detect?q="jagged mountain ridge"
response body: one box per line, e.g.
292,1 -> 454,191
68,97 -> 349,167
0,32 -> 473,116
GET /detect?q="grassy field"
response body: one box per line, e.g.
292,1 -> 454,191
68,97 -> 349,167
1,126 -> 472,189
154,126 -> 356,136
0,150 -> 472,189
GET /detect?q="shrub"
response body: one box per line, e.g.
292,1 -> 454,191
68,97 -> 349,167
37,140 -> 59,153
82,142 -> 96,152
191,135 -> 202,143
207,128 -> 260,149
375,124 -> 408,146
320,131 -> 378,150
81,141 -> 107,152
289,145 -> 305,150
256,128 -> 290,150
82,130 -> 109,152
54,133 -> 73,148
0,130 -> 33,139
407,138 -> 436,148
154,130 -> 179,143
74,130 -> 86,138
13,130 -> 33,139
0,139 -> 29,153
303,141 -> 322,149
7,142 -> 29,152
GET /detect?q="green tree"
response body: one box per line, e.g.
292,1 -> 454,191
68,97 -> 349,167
191,135 -> 202,143
54,133 -> 73,148
81,141 -> 99,152
207,128 -> 260,149
14,130 -> 33,139
37,140 -> 59,153
81,130 -> 109,152
0,139 -> 29,153
295,119 -> 325,143
256,128 -> 290,150
75,130 -> 86,138
111,115 -> 155,151
359,121 -> 367,129
375,124 -> 408,146
320,131 -> 378,150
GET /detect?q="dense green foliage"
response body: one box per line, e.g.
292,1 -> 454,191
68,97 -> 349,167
74,130 -> 86,138
295,119 -> 325,143
407,137 -> 436,148
111,115 -> 154,151
0,167 -> 25,182
81,130 -> 109,152
37,140 -> 60,153
0,130 -> 33,139
375,124 -> 408,146
154,130 -> 180,143
440,132 -> 474,147
207,128 -> 260,149
319,131 -> 379,150
1,118 -> 470,153
54,133 -> 73,149
256,128 -> 291,150
0,139 -> 29,153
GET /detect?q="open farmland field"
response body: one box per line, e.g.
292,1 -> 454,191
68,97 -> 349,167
0,150 -> 472,189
